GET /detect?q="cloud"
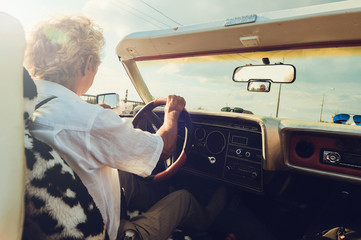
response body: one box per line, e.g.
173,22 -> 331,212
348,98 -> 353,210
157,64 -> 180,75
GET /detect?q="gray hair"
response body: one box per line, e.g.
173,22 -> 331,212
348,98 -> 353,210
25,15 -> 104,85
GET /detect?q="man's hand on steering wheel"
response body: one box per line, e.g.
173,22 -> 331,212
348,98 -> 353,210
164,95 -> 186,117
157,95 -> 186,160
132,95 -> 193,182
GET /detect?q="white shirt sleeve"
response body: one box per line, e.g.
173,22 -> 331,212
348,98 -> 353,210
88,109 -> 164,177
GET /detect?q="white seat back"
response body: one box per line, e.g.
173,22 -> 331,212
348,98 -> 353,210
0,12 -> 26,240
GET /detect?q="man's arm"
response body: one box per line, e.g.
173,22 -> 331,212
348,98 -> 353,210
156,95 -> 185,160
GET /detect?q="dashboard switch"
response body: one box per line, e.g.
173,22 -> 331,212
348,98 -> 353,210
251,171 -> 258,179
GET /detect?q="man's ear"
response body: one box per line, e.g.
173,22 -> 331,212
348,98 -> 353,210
84,55 -> 96,74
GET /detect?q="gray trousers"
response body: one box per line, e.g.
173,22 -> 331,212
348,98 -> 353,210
118,171 -> 211,240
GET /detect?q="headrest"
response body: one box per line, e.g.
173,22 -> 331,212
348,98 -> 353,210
23,68 -> 38,122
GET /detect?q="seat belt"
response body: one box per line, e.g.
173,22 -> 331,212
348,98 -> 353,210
35,96 -> 57,110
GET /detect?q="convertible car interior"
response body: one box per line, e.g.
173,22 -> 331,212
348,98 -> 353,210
2,1 -> 361,240
115,1 -> 361,239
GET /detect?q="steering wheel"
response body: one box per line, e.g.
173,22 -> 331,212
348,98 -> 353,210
132,98 -> 193,182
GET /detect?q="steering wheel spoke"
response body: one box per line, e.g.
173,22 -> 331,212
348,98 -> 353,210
148,111 -> 163,132
136,111 -> 163,133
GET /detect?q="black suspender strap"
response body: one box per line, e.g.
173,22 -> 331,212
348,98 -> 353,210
35,96 -> 57,110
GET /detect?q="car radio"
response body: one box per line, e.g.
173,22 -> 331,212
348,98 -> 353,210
321,149 -> 361,169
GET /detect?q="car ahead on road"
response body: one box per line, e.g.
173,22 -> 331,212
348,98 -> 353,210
115,1 -> 361,239
2,1 -> 361,240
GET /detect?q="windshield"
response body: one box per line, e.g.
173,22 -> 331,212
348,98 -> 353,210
138,46 -> 361,123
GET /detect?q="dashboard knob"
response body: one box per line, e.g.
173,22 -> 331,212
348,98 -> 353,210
323,151 -> 341,164
208,156 -> 216,164
225,165 -> 233,171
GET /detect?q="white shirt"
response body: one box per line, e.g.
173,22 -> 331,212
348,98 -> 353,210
30,80 -> 163,240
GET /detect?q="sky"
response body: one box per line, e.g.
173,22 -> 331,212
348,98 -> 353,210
2,0 -> 345,103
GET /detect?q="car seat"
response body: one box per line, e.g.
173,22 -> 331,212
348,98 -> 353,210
0,12 -> 26,240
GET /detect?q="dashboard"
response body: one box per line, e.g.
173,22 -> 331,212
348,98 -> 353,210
180,111 -> 361,191
150,111 -> 361,193
180,113 -> 264,192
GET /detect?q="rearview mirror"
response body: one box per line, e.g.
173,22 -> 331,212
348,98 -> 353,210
233,64 -> 296,83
